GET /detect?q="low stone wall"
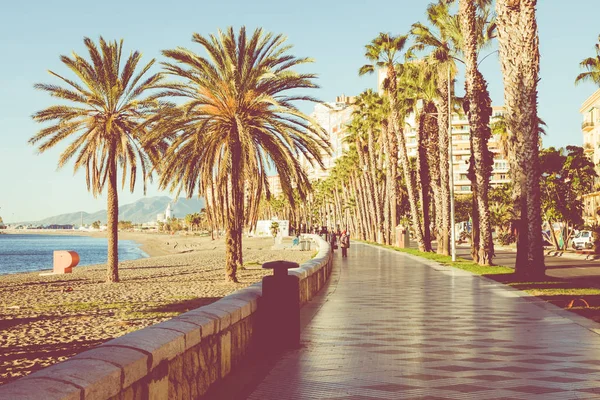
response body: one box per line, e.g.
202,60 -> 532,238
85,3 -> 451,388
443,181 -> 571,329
0,235 -> 332,400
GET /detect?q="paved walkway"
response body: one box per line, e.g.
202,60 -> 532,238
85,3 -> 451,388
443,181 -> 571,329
246,243 -> 600,399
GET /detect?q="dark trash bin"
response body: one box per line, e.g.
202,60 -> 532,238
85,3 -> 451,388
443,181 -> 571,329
259,260 -> 300,352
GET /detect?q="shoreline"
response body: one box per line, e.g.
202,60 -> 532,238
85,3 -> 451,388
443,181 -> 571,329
0,235 -> 313,385
1,229 -> 189,259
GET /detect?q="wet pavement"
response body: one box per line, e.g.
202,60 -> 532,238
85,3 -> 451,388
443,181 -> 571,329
245,242 -> 600,399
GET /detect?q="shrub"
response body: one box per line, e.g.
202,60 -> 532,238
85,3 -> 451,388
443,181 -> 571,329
497,232 -> 516,245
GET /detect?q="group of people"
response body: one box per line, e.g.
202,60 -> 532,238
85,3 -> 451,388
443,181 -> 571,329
327,229 -> 351,258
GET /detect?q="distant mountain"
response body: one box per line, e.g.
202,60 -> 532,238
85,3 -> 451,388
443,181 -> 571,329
23,196 -> 205,225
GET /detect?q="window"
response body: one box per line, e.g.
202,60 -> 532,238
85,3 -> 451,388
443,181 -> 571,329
461,186 -> 470,191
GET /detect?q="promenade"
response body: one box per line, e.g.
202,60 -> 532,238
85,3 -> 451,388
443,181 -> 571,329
246,243 -> 600,399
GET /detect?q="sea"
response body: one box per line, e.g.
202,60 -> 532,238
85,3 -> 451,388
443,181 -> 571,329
0,234 -> 148,275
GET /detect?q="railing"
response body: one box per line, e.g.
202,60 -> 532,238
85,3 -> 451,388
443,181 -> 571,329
582,121 -> 595,130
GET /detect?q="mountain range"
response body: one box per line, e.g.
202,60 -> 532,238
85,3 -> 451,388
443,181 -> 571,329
21,196 -> 205,226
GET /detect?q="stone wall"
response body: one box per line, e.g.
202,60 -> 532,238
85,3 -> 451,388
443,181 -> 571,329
0,235 -> 332,400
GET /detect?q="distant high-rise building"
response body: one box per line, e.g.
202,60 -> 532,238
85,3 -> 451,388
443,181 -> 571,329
404,106 -> 510,194
266,174 -> 283,197
301,95 -> 356,181
305,91 -> 511,194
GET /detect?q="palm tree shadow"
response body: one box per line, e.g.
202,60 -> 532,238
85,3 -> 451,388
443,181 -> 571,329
142,297 -> 222,314
485,273 -> 600,322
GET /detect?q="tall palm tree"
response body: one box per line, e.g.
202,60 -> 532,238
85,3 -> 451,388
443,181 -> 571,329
411,0 -> 457,256
30,37 -> 163,283
496,0 -> 545,278
360,34 -> 426,251
354,90 -> 385,243
147,27 -> 330,282
400,61 -> 442,252
459,0 -> 494,265
575,35 -> 600,86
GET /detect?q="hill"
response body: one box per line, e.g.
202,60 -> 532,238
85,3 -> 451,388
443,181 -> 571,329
23,196 -> 205,225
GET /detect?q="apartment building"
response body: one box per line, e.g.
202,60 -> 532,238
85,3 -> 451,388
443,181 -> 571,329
296,92 -> 511,194
300,95 -> 356,181
580,88 -> 600,223
581,88 -> 600,175
404,106 -> 509,194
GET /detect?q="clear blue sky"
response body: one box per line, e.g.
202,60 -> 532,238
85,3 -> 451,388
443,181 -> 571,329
0,1 -> 598,222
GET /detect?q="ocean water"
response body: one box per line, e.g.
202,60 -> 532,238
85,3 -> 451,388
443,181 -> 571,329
0,234 -> 148,275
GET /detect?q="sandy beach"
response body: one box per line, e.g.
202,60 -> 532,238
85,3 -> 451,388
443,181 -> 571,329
0,231 -> 313,385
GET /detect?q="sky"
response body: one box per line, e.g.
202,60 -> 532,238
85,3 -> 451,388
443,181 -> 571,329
0,0 -> 598,223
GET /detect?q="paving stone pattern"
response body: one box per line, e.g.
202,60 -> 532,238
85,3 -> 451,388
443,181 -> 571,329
246,243 -> 600,399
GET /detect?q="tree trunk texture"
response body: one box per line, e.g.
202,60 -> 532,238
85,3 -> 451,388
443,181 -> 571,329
496,0 -> 545,278
460,0 -> 494,266
436,73 -> 451,256
386,67 -> 425,250
386,117 -> 399,243
425,103 -> 442,254
367,127 -> 384,243
416,109 -> 433,252
381,121 -> 392,245
106,158 -> 119,283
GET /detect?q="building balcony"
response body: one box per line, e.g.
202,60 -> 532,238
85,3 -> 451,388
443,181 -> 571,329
582,121 -> 595,131
584,142 -> 594,154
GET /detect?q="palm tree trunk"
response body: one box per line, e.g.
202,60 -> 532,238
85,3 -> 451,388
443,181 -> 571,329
416,110 -> 433,252
225,139 -> 243,283
386,118 -> 399,243
386,67 -> 425,250
436,73 -> 451,256
396,123 -> 425,251
367,127 -> 384,243
425,104 -> 442,253
496,0 -> 545,278
106,158 -> 119,283
460,0 -> 494,266
382,122 -> 392,244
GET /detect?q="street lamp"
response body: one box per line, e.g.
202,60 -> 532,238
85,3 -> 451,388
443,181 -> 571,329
448,64 -> 457,262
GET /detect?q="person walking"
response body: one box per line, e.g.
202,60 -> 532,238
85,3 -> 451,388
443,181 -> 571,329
340,230 -> 350,258
330,230 -> 337,252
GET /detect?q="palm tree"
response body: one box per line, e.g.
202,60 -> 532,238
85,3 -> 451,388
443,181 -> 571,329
459,0 -> 494,265
411,0 -> 458,256
360,33 -> 426,251
496,0 -> 545,278
147,27 -> 330,282
400,61 -> 442,252
30,37 -> 163,283
575,35 -> 600,86
354,90 -> 385,243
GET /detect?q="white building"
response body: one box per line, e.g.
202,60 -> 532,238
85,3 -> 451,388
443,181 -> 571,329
580,88 -> 600,223
301,95 -> 356,181
580,88 -> 600,176
157,203 -> 173,223
266,174 -> 283,197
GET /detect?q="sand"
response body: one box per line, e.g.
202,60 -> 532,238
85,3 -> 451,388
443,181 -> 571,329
0,232 -> 313,385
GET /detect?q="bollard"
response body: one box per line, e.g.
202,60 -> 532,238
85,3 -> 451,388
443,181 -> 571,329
260,260 -> 300,352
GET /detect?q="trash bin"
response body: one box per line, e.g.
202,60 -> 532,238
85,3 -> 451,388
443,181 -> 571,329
395,226 -> 410,248
259,260 -> 300,352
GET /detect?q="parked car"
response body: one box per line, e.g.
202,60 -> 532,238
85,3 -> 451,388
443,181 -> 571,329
571,230 -> 594,250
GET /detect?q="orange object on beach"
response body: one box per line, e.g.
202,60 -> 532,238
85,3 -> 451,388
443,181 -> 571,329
53,251 -> 80,274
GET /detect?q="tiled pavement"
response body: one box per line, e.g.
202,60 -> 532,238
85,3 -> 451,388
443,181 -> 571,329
246,243 -> 600,400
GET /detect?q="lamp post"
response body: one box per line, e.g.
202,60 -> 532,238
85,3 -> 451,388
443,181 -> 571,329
448,64 -> 457,261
